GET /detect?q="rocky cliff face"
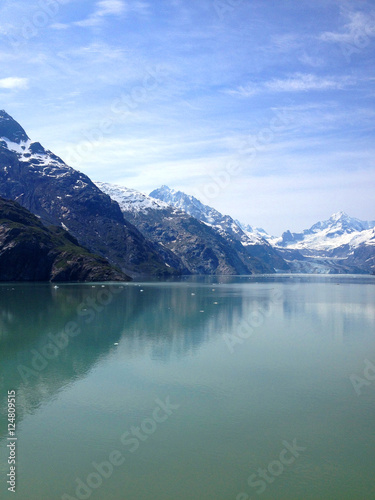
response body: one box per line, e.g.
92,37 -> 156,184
0,110 -> 175,277
96,182 -> 284,275
0,197 -> 130,282
149,185 -> 289,272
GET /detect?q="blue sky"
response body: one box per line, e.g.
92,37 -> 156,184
0,0 -> 374,234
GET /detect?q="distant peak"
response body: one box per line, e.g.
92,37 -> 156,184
331,210 -> 347,217
159,185 -> 177,194
0,110 -> 30,144
150,185 -> 178,198
330,211 -> 349,222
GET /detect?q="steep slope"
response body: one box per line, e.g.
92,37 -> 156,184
96,182 -> 261,275
0,197 -> 130,282
267,212 -> 375,274
149,185 -> 289,272
0,110 -> 174,277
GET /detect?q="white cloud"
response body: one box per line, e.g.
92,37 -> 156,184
320,10 -> 375,44
270,33 -> 301,53
227,74 -> 352,97
265,73 -> 352,92
96,0 -> 126,16
0,77 -> 28,89
226,84 -> 258,97
50,23 -> 69,30
75,0 -> 127,27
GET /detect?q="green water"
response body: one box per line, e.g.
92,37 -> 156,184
0,275 -> 374,500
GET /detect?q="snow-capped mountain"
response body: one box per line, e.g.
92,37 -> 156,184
97,182 -> 284,274
1,111 -> 373,277
235,221 -> 269,240
0,110 -> 72,179
268,212 -> 375,274
96,182 -> 171,213
271,212 -> 375,253
150,185 -> 263,242
0,110 -> 174,277
150,185 -> 288,271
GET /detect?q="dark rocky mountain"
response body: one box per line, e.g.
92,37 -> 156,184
97,182 -> 286,274
0,110 -> 175,277
2,111 -> 372,277
0,197 -> 129,281
149,185 -> 289,272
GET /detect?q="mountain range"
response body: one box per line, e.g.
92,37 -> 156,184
0,110 -> 373,280
97,182 -> 288,275
265,212 -> 375,274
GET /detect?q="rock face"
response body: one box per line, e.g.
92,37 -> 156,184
266,212 -> 375,274
97,182 -> 287,274
0,110 -> 175,277
0,197 -> 130,282
149,185 -> 289,272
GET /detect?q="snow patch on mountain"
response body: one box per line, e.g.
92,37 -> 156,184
149,185 -> 266,246
149,185 -> 225,225
271,212 -> 375,253
95,182 -> 172,213
0,135 -> 76,179
1,138 -> 31,154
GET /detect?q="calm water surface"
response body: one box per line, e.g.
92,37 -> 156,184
0,275 -> 374,500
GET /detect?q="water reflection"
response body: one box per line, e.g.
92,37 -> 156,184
0,282 -> 248,435
0,277 -> 374,441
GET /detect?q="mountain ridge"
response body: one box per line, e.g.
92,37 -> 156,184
0,111 -> 176,277
1,111 -> 373,277
97,181 -> 275,275
149,185 -> 289,272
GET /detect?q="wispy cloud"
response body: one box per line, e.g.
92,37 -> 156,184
0,77 -> 28,90
1,0 -> 374,232
265,73 -> 352,92
227,73 -> 353,97
75,0 -> 127,28
226,84 -> 259,97
50,23 -> 69,30
320,10 -> 375,44
270,33 -> 302,53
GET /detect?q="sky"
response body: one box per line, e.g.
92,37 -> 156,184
0,0 -> 374,235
